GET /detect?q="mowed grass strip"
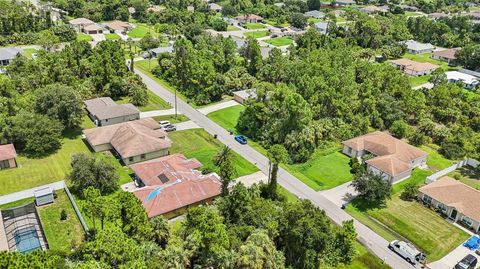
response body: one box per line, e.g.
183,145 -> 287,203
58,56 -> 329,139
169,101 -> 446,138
420,144 -> 456,171
244,30 -> 269,39
265,37 -> 293,46
207,105 -> 245,132
168,129 -> 258,177
37,190 -> 84,253
244,23 -> 266,29
76,33 -> 93,42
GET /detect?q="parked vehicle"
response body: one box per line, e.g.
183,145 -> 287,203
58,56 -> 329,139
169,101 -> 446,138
159,120 -> 170,127
388,240 -> 426,265
454,254 -> 477,269
163,124 -> 176,132
235,135 -> 247,145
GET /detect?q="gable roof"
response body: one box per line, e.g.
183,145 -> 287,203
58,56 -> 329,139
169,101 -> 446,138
432,48 -> 460,60
235,14 -> 264,20
83,24 -> 102,31
304,10 -> 325,18
446,71 -> 479,85
0,47 -> 23,61
84,97 -> 139,120
343,131 -> 427,176
69,18 -> 94,25
390,58 -> 438,72
0,144 -> 17,161
105,20 -> 130,30
83,118 -> 171,158
403,40 -> 435,52
419,177 -> 480,221
131,154 -> 221,217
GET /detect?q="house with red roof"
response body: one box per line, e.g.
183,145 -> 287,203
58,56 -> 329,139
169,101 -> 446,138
0,144 -> 17,169
129,154 -> 221,218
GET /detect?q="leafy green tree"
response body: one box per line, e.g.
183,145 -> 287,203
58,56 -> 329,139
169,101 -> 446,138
267,144 -> 289,200
129,85 -> 149,106
236,230 -> 285,269
37,30 -> 61,51
34,84 -> 84,129
400,183 -> 419,201
290,13 -> 308,29
439,142 -> 465,159
116,191 -> 153,240
242,38 -> 263,76
83,187 -> 102,233
307,0 -> 320,10
428,69 -> 447,86
350,171 -> 392,205
455,44 -> 480,71
389,119 -> 411,139
150,216 -> 170,247
139,33 -> 161,51
215,146 -> 237,196
68,153 -> 119,196
329,220 -> 357,265
211,17 -> 228,31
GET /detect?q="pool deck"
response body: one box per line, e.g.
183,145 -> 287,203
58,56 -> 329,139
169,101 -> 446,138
0,212 -> 8,251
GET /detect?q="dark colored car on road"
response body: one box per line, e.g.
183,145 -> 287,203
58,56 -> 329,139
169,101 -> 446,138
235,135 -> 247,145
454,254 -> 477,269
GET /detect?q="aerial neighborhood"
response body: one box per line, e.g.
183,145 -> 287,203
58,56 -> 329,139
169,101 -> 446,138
1,0 -> 480,268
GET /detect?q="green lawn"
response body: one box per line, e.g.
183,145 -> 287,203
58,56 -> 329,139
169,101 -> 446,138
207,105 -> 245,132
227,25 -> 240,31
449,166 -> 480,190
336,242 -> 391,269
244,31 -> 269,39
409,75 -> 430,87
116,89 -> 171,111
307,17 -> 322,24
244,23 -> 267,29
128,24 -> 156,38
76,33 -> 93,42
284,146 -> 353,191
265,37 -> 293,46
403,53 -> 457,71
420,144 -> 455,171
96,152 -> 133,185
263,19 -> 290,27
22,48 -> 37,59
153,114 -> 189,124
37,190 -> 84,253
105,33 -> 121,40
405,11 -> 422,16
346,169 -> 469,262
168,129 -> 259,177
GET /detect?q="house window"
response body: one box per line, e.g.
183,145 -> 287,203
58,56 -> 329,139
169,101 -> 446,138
436,203 -> 447,213
422,195 -> 432,204
0,160 -> 9,169
461,216 -> 473,227
347,147 -> 352,154
141,154 -> 146,160
129,157 -> 134,162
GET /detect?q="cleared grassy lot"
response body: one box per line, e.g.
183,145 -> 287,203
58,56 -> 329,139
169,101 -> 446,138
207,105 -> 244,132
265,37 -> 293,46
105,33 -> 121,40
227,25 -> 240,31
420,144 -> 456,171
346,169 -> 469,262
153,114 -> 190,124
244,30 -> 269,38
168,129 -> 259,177
244,23 -> 267,29
116,89 -> 171,111
128,24 -> 156,38
76,33 -> 93,42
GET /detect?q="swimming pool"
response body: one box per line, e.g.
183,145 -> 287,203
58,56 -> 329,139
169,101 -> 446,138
14,227 -> 41,253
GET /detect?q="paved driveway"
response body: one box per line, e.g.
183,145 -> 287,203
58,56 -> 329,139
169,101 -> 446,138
321,181 -> 358,206
429,241 -> 479,269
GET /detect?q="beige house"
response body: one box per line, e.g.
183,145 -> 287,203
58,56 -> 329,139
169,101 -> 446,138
105,20 -> 132,33
83,118 -> 171,165
84,97 -> 140,127
68,18 -> 102,34
419,177 -> 480,233
342,131 -> 428,182
235,14 -> 264,23
390,59 -> 438,76
0,144 -> 17,169
431,48 -> 460,65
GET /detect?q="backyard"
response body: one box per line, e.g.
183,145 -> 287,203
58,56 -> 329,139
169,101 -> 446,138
449,166 -> 480,190
168,129 -> 259,177
346,168 -> 469,262
420,144 -> 456,171
244,31 -> 269,39
265,37 -> 294,46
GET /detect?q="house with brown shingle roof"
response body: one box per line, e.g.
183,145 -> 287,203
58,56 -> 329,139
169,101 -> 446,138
432,48 -> 460,65
84,97 -> 140,127
390,58 -> 438,76
419,177 -> 480,233
104,20 -> 132,33
129,154 -> 221,218
0,144 -> 17,169
68,18 -> 102,34
83,118 -> 171,165
342,131 -> 428,182
235,14 -> 264,23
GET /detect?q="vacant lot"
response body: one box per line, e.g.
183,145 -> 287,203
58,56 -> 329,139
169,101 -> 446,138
168,129 -> 258,177
207,105 -> 245,132
244,31 -> 269,39
128,24 -> 155,38
265,37 -> 293,46
244,23 -> 267,29
285,146 -> 353,191
346,169 -> 469,262
105,33 -> 121,40
116,89 -> 171,111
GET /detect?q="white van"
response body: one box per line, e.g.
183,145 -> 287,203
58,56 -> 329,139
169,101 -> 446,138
388,240 -> 426,265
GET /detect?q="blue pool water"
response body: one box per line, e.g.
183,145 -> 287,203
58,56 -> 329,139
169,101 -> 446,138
14,228 -> 41,253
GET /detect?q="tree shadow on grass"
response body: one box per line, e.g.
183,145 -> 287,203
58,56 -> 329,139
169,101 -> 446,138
349,197 -> 388,212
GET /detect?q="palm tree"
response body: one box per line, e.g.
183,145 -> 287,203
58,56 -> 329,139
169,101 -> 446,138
267,144 -> 289,200
214,145 -> 232,166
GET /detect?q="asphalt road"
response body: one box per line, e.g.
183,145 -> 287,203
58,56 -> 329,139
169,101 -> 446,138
135,68 -> 419,269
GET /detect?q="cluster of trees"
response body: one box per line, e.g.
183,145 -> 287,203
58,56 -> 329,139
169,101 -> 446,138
0,40 -> 149,156
0,1 -> 76,46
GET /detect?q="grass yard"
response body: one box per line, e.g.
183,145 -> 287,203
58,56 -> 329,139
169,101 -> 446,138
405,11 -> 423,16
449,166 -> 480,190
207,105 -> 245,132
244,30 -> 269,39
153,114 -> 190,124
346,169 -> 469,262
307,17 -> 323,24
128,25 -> 151,38
22,48 -> 37,59
420,144 -> 455,171
116,89 -> 171,111
76,33 -> 93,42
37,190 -> 84,253
265,37 -> 293,46
263,18 -> 290,27
336,242 -> 391,269
227,25 -> 240,31
409,75 -> 430,87
168,129 -> 259,177
244,23 -> 267,29
403,53 -> 456,71
105,33 -> 121,40
96,152 -> 133,185
284,145 -> 353,191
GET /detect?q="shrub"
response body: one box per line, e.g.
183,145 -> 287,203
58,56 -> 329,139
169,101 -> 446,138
60,209 -> 68,221
400,183 -> 419,201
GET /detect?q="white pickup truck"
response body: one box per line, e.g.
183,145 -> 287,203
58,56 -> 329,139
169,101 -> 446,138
388,240 -> 426,265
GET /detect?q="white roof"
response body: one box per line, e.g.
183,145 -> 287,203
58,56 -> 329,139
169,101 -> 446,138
34,187 -> 53,197
304,10 -> 325,18
0,47 -> 23,61
233,89 -> 257,99
446,71 -> 479,85
403,40 -> 435,52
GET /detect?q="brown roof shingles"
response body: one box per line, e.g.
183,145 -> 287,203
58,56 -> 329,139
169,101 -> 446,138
130,154 -> 221,217
419,177 -> 480,221
0,144 -> 16,161
432,48 -> 460,60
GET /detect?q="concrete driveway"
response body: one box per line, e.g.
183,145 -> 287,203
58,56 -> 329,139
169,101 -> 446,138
320,181 -> 358,206
174,121 -> 199,131
428,240 -> 479,269
198,100 -> 239,115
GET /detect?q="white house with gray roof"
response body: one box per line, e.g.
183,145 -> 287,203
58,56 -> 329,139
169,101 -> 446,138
0,47 -> 23,67
84,97 -> 140,127
304,10 -> 325,18
402,40 -> 435,54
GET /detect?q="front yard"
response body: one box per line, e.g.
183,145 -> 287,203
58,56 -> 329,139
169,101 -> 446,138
265,37 -> 294,46
76,33 -> 93,42
244,31 -> 269,39
244,23 -> 267,29
128,24 -> 156,38
105,33 -> 121,40
346,169 -> 469,262
168,129 -> 259,177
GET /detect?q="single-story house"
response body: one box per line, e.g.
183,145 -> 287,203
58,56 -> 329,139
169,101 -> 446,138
304,10 -> 325,19
342,131 -> 428,183
390,58 -> 438,76
419,177 -> 480,233
360,5 -> 388,14
83,24 -> 103,34
104,20 -> 132,33
84,97 -> 140,127
235,14 -> 264,23
334,0 -> 355,6
445,71 -> 479,90
83,118 -> 171,165
399,4 -> 419,12
0,144 -> 17,169
149,45 -> 174,57
130,154 -> 221,218
208,3 -> 222,12
428,12 -> 449,20
68,18 -> 95,33
402,40 -> 435,54
233,89 -> 257,104
431,48 -> 460,65
314,22 -> 329,34
0,47 -> 22,67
